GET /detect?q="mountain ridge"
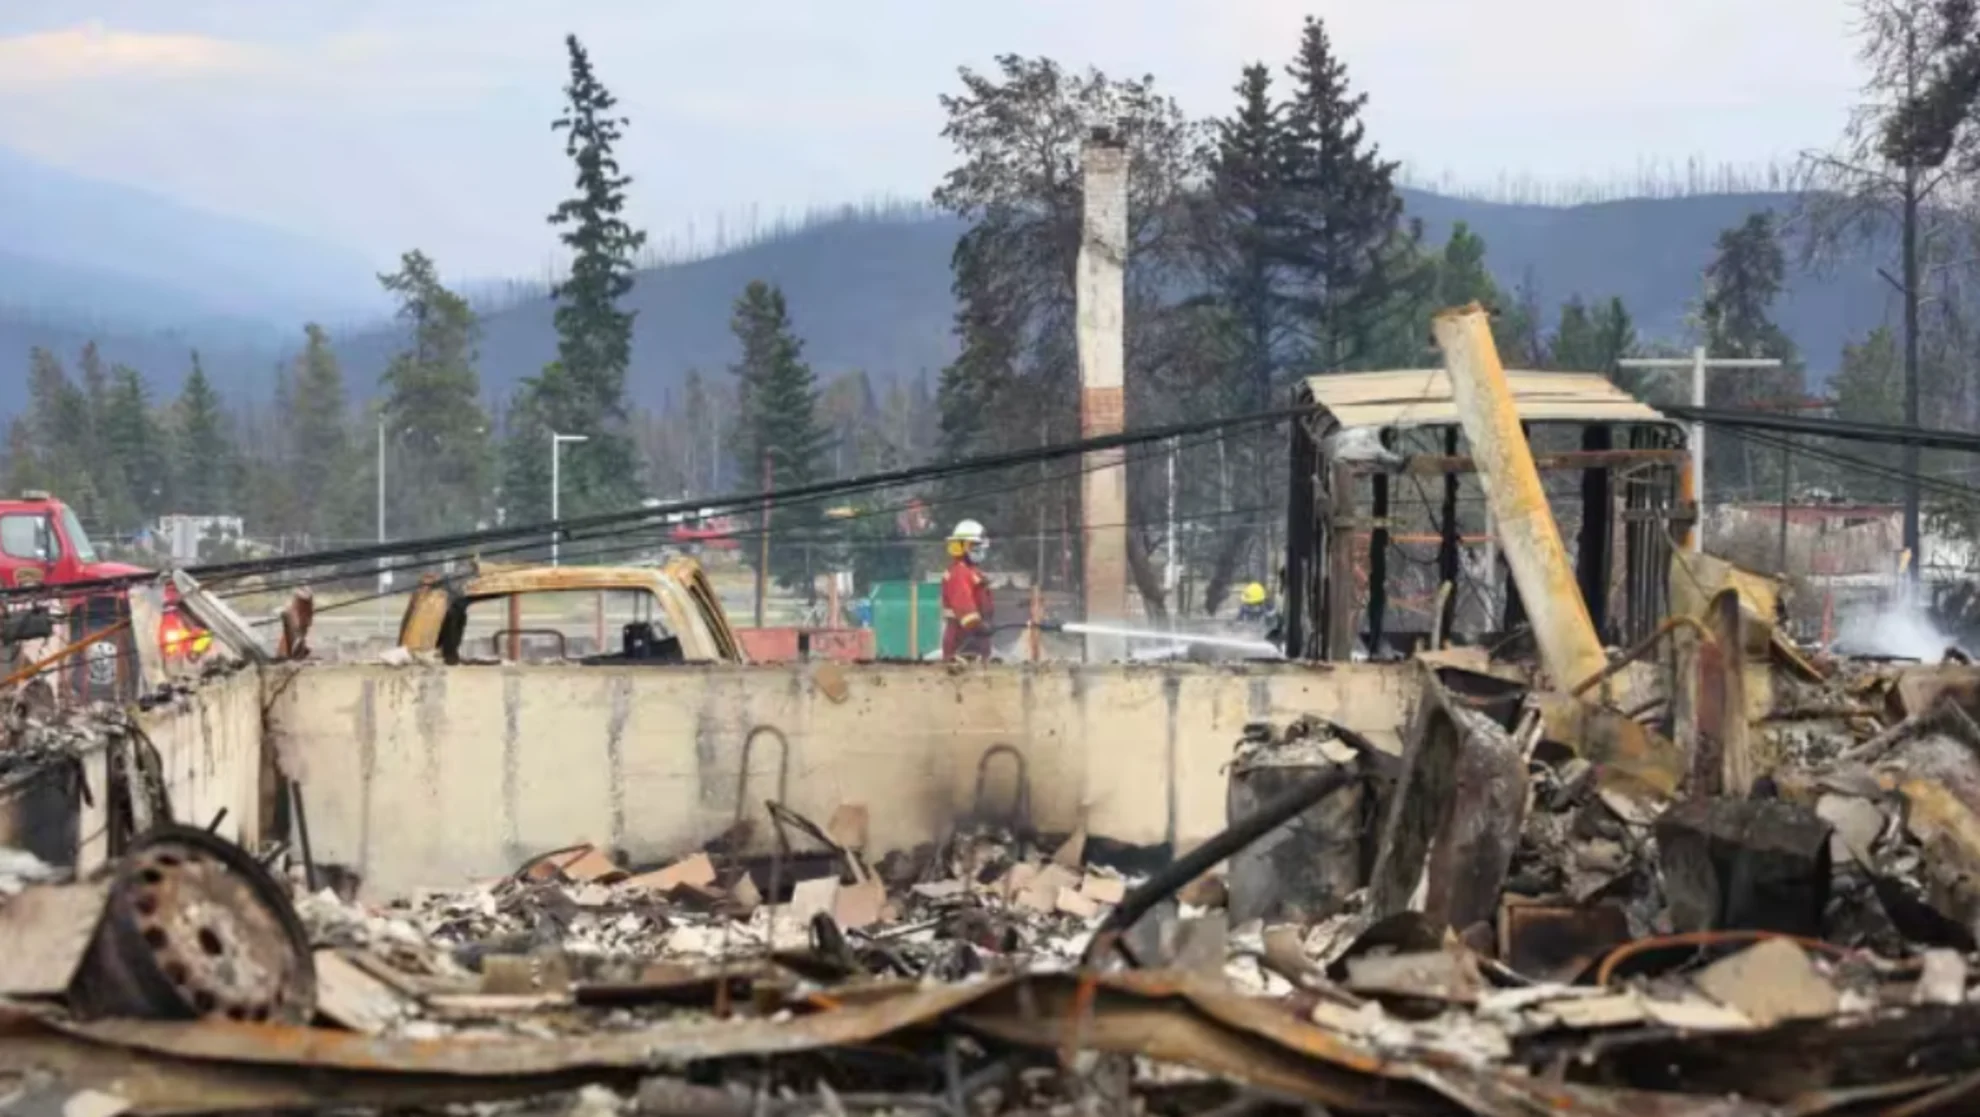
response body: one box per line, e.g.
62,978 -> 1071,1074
0,174 -> 1894,417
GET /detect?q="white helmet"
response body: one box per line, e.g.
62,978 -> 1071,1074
949,519 -> 986,543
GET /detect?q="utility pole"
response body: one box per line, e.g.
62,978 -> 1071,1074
1076,127 -> 1129,661
1617,347 -> 1781,551
1902,20 -> 1924,583
550,432 -> 588,567
1903,165 -> 1924,580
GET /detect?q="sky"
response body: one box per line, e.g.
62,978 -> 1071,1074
0,0 -> 1867,281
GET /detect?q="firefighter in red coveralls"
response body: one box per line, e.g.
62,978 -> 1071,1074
941,519 -> 995,661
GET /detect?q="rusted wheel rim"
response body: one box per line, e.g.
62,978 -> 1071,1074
115,830 -> 313,1023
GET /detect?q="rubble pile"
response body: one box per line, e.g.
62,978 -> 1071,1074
26,628 -> 1980,1113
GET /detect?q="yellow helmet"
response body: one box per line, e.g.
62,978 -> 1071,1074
1241,582 -> 1267,606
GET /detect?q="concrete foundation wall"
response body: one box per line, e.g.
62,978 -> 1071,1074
135,667 -> 265,854
266,662 -> 1420,900
0,667 -> 262,873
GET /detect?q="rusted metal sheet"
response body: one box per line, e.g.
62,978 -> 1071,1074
960,973 -> 1446,1115
1300,368 -> 1668,431
667,556 -> 746,663
1370,664 -> 1526,932
1498,901 -> 1633,984
1432,303 -> 1608,691
397,560 -> 742,664
21,977 -> 1000,1076
0,966 -> 1939,1116
1895,665 -> 1980,721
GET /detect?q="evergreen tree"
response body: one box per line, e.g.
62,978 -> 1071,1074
1201,62 -> 1295,414
729,280 -> 826,590
1700,212 -> 1802,497
0,417 -> 40,496
503,34 -> 648,527
931,54 -> 1197,598
1589,298 -> 1638,375
100,365 -> 172,524
1833,326 -> 1905,501
680,368 -> 713,491
25,347 -> 98,515
378,249 -> 492,536
1432,223 -> 1497,307
1539,296 -> 1637,374
173,352 -> 237,515
285,324 -> 358,540
1278,16 -> 1412,370
77,342 -> 110,469
934,240 -> 1021,469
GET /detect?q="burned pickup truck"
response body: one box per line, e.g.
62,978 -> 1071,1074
396,558 -> 747,666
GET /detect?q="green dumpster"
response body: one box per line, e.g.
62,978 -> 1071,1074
871,579 -> 943,659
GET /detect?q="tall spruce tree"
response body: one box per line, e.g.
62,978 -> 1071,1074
101,365 -> 172,524
1278,16 -> 1411,371
173,352 -> 236,515
379,250 -> 492,536
1834,326 -> 1905,500
285,324 -> 357,540
1545,297 -> 1637,374
24,347 -> 98,516
1700,212 -> 1802,497
504,34 -> 647,527
1202,63 -> 1295,414
729,280 -> 825,591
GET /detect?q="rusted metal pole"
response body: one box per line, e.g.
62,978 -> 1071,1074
1433,303 -> 1607,689
1077,129 -> 1129,662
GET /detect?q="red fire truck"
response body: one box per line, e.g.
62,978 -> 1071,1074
0,491 -> 209,697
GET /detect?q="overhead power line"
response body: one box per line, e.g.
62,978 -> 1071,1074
1669,405 -> 1980,454
220,422 -> 1267,603
1,406 -> 1302,601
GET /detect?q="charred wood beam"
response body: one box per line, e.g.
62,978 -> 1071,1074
1577,425 -> 1615,639
1438,428 -> 1460,643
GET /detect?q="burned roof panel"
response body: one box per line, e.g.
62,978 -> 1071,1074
1300,368 -> 1669,430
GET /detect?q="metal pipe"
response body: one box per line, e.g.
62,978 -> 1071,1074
1434,303 -> 1608,690
1056,621 -> 1278,656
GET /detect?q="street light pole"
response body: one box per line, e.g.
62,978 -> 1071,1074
1617,347 -> 1782,552
550,432 -> 589,567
